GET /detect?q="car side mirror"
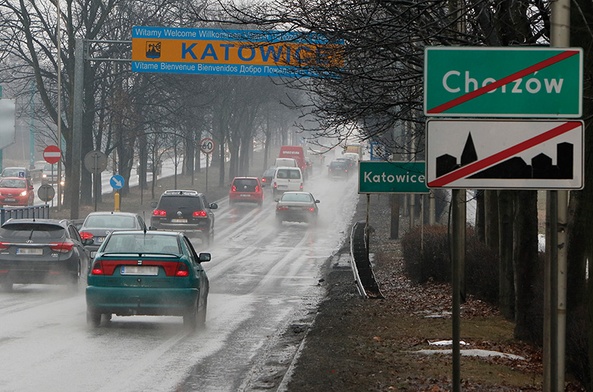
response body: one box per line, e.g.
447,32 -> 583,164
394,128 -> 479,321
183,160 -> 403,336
150,201 -> 158,208
315,200 -> 320,203
209,203 -> 218,210
198,252 -> 211,262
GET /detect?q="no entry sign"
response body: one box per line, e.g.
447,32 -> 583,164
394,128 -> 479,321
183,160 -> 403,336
43,145 -> 61,164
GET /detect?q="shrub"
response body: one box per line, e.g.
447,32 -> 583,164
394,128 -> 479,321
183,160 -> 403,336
401,225 -> 499,304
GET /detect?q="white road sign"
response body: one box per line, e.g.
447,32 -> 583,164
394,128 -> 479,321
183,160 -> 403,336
426,120 -> 583,189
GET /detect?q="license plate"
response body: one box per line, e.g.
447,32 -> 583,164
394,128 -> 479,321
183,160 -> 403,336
171,218 -> 187,223
4,198 -> 15,202
278,185 -> 287,189
240,194 -> 250,197
17,248 -> 43,255
96,237 -> 105,243
90,251 -> 96,258
120,266 -> 159,275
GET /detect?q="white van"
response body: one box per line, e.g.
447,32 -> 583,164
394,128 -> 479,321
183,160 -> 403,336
274,157 -> 298,168
272,166 -> 303,200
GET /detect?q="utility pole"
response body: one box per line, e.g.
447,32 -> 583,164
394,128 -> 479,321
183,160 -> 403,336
545,1 -> 570,391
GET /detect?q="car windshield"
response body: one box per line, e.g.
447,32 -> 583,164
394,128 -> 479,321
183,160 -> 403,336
282,193 -> 313,203
0,223 -> 65,240
1,169 -> 26,178
102,233 -> 180,254
0,178 -> 27,188
330,161 -> 347,168
84,215 -> 137,229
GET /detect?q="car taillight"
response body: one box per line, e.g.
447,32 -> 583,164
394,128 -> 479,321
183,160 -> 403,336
255,185 -> 261,193
175,262 -> 189,277
273,182 -> 277,189
277,206 -> 289,211
193,210 -> 207,218
299,183 -> 303,190
79,231 -> 94,240
91,260 -> 104,275
0,242 -> 9,250
231,185 -> 237,192
152,209 -> 166,217
50,242 -> 74,253
309,207 -> 316,212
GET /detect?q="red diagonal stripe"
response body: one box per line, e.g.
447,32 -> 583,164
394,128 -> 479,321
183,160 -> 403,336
427,50 -> 580,114
428,121 -> 581,187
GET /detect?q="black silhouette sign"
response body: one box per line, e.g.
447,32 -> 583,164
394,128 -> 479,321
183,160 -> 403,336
426,120 -> 583,189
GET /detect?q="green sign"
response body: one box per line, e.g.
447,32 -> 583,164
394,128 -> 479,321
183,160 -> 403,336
358,161 -> 429,194
424,47 -> 582,118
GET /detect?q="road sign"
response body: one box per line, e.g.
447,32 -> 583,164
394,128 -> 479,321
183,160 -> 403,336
43,145 -> 61,164
426,120 -> 583,189
84,150 -> 108,173
37,184 -> 55,202
424,47 -> 582,118
200,138 -> 215,154
131,26 -> 343,78
358,161 -> 429,194
110,174 -> 125,190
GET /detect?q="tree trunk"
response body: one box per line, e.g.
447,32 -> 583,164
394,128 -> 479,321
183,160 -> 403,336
513,190 -> 540,342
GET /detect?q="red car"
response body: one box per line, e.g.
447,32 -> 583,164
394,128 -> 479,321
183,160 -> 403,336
0,177 -> 34,207
229,177 -> 264,207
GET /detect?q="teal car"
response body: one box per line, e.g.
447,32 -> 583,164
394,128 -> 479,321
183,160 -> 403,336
85,230 -> 210,330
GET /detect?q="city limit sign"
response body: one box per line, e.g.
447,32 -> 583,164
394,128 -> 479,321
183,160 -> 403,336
358,161 -> 429,194
424,47 -> 582,118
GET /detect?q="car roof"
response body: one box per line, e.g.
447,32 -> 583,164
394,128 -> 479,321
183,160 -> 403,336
232,176 -> 259,180
161,189 -> 202,196
2,218 -> 71,227
85,211 -> 140,217
108,230 -> 180,237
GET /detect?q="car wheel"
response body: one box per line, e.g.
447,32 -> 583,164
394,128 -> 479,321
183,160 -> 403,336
183,302 -> 198,331
197,296 -> 207,328
87,310 -> 101,327
68,263 -> 81,291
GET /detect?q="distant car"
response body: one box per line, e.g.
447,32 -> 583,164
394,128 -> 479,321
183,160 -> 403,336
78,211 -> 148,258
328,160 -> 350,179
86,230 -> 210,330
150,190 -> 218,245
0,176 -> 35,207
272,167 -> 304,201
0,218 -> 92,291
260,166 -> 276,188
336,157 -> 356,171
42,162 -> 65,186
229,177 -> 264,206
275,191 -> 320,226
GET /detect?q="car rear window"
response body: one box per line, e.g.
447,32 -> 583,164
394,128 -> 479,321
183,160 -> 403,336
84,215 -> 136,229
159,195 -> 205,210
103,233 -> 179,254
233,179 -> 258,189
276,169 -> 301,179
0,223 -> 65,240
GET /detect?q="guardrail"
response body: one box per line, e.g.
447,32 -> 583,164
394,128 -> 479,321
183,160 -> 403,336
0,205 -> 50,225
350,220 -> 383,299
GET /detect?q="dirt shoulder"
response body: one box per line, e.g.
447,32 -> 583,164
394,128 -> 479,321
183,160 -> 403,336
284,193 -> 584,392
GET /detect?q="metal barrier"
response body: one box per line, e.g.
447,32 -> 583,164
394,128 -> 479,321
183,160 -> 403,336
0,205 -> 50,225
350,221 -> 383,299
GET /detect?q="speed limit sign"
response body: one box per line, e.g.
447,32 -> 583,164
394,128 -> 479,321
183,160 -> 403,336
200,138 -> 215,154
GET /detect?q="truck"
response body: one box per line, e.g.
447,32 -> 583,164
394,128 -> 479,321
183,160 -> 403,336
278,145 -> 310,178
344,144 -> 364,159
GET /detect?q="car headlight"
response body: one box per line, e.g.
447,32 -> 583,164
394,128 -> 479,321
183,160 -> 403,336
20,190 -> 28,197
